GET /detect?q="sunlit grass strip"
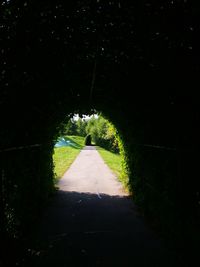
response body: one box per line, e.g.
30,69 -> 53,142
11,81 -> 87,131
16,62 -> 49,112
53,136 -> 85,181
66,135 -> 85,147
96,146 -> 129,192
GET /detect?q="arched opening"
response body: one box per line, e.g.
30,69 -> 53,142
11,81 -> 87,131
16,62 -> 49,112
1,102 -> 182,266
53,112 -> 129,193
24,110 -> 177,267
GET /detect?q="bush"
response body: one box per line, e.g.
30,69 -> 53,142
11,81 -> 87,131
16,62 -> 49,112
85,134 -> 92,145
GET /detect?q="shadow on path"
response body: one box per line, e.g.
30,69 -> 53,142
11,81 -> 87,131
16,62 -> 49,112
25,190 -> 179,267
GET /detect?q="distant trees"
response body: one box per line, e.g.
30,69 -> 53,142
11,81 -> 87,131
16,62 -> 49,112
62,115 -> 119,153
63,119 -> 77,135
76,118 -> 87,137
63,117 -> 87,136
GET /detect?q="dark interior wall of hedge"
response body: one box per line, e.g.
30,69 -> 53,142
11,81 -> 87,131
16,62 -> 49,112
0,0 -> 199,260
1,95 -> 199,248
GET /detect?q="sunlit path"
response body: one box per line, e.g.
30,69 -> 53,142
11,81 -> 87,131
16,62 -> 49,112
27,146 -> 178,267
59,146 -> 127,197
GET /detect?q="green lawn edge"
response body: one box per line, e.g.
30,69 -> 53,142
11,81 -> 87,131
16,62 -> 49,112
53,135 -> 85,181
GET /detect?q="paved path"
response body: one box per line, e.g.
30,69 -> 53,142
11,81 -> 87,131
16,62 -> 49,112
59,146 -> 128,197
27,146 -> 178,267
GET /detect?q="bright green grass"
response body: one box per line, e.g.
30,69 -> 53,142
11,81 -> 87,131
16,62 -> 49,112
96,146 -> 122,178
53,135 -> 85,180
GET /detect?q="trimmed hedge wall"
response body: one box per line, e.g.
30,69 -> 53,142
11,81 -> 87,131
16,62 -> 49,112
0,0 -> 199,266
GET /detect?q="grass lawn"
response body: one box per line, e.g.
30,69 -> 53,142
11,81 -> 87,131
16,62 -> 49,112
53,135 -> 85,181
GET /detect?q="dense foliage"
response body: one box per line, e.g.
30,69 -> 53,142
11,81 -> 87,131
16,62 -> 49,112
86,115 -> 119,152
62,115 -> 120,152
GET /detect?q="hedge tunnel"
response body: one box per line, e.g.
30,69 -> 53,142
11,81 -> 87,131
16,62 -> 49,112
0,0 -> 199,264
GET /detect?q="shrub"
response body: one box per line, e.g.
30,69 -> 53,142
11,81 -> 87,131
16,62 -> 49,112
85,134 -> 92,145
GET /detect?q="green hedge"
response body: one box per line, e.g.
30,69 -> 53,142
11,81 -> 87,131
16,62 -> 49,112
0,0 -> 198,265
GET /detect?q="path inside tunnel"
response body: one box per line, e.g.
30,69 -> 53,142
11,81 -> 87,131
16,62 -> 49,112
25,146 -> 178,267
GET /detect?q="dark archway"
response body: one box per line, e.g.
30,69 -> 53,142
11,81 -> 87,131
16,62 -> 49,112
0,1 -> 199,265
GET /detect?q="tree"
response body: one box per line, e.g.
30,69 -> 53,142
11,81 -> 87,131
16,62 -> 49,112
64,119 -> 77,135
76,118 -> 87,136
86,115 -> 119,152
